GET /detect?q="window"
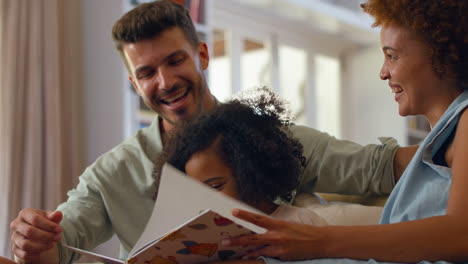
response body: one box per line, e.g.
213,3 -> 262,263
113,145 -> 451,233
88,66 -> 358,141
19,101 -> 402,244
210,3 -> 343,135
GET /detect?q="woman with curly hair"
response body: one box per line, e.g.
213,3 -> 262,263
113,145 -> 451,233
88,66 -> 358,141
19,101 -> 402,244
153,88 -> 327,225
221,1 -> 468,263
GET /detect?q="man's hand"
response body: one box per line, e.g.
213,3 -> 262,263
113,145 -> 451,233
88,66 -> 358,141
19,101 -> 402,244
10,209 -> 63,263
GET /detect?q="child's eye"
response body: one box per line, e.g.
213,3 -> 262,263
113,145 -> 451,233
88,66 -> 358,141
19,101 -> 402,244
209,183 -> 225,190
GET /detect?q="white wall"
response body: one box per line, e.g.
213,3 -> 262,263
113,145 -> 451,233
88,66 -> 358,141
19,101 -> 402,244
82,0 -> 128,165
341,45 -> 407,146
81,0 -> 126,258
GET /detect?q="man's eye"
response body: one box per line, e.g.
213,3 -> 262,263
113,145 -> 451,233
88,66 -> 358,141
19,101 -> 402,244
137,71 -> 154,79
169,56 -> 184,66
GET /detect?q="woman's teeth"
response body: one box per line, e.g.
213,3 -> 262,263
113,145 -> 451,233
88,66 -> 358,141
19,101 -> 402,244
391,87 -> 403,93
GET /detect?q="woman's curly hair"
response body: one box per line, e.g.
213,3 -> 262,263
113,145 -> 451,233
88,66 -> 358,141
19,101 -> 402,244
153,87 -> 305,205
361,0 -> 468,90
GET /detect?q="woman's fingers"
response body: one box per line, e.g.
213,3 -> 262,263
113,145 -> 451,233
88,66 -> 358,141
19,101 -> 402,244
232,209 -> 283,230
242,245 -> 280,260
223,232 -> 273,248
227,208 -> 325,261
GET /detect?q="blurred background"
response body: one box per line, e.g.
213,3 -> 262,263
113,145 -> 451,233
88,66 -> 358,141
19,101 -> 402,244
0,0 -> 430,259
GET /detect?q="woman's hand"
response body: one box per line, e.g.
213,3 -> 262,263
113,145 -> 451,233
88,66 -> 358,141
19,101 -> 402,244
222,209 -> 327,261
207,260 -> 264,264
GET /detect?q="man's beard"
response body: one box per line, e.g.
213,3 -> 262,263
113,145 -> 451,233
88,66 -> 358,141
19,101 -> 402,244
159,80 -> 208,125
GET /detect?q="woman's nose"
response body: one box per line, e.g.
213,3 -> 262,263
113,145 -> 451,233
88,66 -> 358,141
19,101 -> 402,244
380,65 -> 390,80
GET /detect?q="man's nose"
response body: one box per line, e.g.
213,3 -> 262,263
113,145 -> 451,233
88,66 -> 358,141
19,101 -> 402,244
157,67 -> 176,90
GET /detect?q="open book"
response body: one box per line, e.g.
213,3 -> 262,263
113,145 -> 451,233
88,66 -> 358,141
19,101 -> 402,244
65,164 -> 266,264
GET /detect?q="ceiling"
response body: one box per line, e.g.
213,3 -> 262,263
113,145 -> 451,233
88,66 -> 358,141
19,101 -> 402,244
225,0 -> 380,47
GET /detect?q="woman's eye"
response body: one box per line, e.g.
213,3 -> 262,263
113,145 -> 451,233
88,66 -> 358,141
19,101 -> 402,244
387,53 -> 398,61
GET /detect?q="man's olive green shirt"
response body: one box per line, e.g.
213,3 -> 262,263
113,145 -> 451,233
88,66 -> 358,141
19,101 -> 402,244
57,119 -> 399,263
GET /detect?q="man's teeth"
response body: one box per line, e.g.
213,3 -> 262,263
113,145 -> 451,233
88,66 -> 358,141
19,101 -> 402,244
164,89 -> 187,103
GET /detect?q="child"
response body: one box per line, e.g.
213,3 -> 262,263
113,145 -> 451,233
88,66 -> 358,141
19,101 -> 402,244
153,88 -> 327,226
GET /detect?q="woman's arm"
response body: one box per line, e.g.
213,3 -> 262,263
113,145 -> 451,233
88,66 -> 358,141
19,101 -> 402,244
209,261 -> 264,264
225,209 -> 468,263
224,111 -> 468,263
446,109 -> 468,218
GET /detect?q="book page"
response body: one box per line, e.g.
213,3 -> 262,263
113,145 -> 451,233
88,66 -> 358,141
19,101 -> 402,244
130,164 -> 266,257
63,245 -> 123,264
130,209 -> 261,264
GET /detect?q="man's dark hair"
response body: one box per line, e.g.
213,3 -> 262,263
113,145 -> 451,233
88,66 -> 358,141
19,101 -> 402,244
154,88 -> 306,205
112,0 -> 200,72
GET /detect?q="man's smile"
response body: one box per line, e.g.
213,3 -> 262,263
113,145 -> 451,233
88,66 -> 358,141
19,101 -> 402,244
160,87 -> 189,105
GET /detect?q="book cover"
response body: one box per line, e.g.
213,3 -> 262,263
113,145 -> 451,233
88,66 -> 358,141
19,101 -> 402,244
127,209 -> 257,264
65,164 -> 265,264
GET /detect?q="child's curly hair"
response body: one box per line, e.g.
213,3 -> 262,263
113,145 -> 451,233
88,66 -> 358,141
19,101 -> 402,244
361,0 -> 468,90
153,87 -> 305,204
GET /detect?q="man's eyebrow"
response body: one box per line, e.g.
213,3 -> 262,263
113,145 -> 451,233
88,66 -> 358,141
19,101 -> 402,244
204,177 -> 225,184
166,50 -> 186,59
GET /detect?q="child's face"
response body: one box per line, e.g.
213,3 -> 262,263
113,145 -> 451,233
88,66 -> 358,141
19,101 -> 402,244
184,144 -> 240,200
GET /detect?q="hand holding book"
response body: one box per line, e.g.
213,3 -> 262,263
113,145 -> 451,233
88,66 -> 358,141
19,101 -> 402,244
66,164 -> 265,264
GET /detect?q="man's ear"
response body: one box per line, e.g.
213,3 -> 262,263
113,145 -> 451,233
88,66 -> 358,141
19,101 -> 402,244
197,42 -> 209,70
129,75 -> 142,96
